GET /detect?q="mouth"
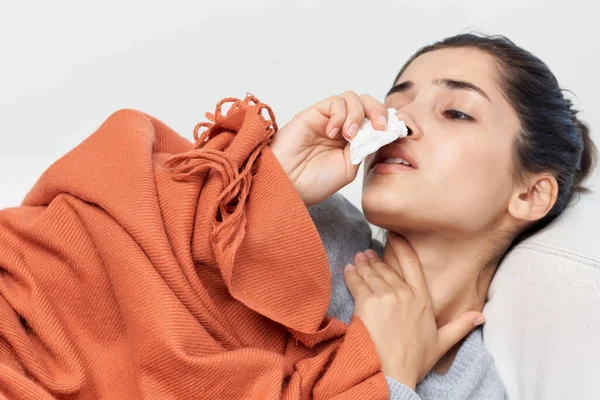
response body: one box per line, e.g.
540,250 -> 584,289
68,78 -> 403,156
369,143 -> 418,173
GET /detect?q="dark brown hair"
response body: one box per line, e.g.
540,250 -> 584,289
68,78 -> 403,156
392,33 -> 597,246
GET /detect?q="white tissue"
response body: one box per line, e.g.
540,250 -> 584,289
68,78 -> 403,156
350,108 -> 408,165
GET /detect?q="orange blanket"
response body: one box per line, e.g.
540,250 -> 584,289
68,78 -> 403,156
0,95 -> 387,399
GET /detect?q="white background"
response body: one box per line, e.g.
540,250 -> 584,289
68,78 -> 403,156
1,0 -> 598,209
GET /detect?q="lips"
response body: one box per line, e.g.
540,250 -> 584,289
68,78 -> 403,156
371,143 -> 418,170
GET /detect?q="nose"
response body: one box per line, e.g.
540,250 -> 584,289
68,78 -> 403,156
394,110 -> 421,140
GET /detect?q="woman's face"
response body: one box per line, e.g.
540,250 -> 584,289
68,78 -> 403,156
362,47 -> 521,236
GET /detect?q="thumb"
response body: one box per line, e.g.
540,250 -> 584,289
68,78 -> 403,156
437,312 -> 485,355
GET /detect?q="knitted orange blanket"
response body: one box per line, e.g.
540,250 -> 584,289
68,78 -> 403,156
0,95 -> 387,399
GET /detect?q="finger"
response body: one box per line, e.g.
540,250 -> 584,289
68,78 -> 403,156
344,264 -> 372,300
363,249 -> 406,288
324,96 -> 347,139
360,94 -> 388,131
339,91 -> 365,141
387,232 -> 427,292
354,252 -> 392,293
437,312 -> 485,355
313,95 -> 348,139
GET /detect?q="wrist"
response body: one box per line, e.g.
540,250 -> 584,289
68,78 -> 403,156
268,141 -> 301,188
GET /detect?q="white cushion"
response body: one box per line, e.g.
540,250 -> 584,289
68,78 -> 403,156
484,174 -> 600,399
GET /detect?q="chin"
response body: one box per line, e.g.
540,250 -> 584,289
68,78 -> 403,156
361,182 -> 408,230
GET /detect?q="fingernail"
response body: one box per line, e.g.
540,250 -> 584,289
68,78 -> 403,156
365,249 -> 377,258
378,115 -> 387,128
356,252 -> 368,261
344,264 -> 355,271
474,315 -> 486,326
348,124 -> 359,139
329,127 -> 339,139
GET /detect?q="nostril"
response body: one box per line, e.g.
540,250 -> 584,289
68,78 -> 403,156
406,127 -> 413,136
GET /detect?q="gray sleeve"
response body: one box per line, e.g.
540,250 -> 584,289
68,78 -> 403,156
307,193 -> 373,247
386,376 -> 421,400
307,193 -> 374,269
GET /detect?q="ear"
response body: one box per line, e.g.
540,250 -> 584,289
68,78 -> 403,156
508,174 -> 558,222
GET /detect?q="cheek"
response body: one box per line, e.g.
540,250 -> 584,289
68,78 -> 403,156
360,135 -> 516,234
440,142 -> 498,181
433,141 -> 513,222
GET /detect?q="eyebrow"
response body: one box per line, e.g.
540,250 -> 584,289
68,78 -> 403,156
387,79 -> 492,103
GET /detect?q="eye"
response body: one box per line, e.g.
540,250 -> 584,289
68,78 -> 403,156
443,109 -> 474,122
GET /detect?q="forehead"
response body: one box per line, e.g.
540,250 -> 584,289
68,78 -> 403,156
391,46 -> 521,144
397,47 -> 502,100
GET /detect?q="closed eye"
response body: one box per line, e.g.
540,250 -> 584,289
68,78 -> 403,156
444,109 -> 474,122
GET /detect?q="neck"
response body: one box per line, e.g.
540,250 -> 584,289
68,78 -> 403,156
382,230 -> 502,374
382,230 -> 500,329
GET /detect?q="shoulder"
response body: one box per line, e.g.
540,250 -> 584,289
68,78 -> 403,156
458,329 -> 504,396
309,193 -> 383,323
308,193 -> 370,234
308,193 -> 377,255
418,329 -> 505,399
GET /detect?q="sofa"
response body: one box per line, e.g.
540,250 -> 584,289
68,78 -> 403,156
483,173 -> 600,399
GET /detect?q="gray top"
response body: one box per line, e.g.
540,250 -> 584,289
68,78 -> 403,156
308,193 -> 505,400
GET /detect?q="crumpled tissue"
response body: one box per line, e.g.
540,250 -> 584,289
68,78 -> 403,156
350,108 -> 408,165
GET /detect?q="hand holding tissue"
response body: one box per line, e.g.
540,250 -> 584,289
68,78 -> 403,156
350,108 -> 409,164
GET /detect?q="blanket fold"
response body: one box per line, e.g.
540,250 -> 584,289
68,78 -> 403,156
0,94 -> 388,399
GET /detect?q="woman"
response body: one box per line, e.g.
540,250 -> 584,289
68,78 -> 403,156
270,33 -> 597,399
